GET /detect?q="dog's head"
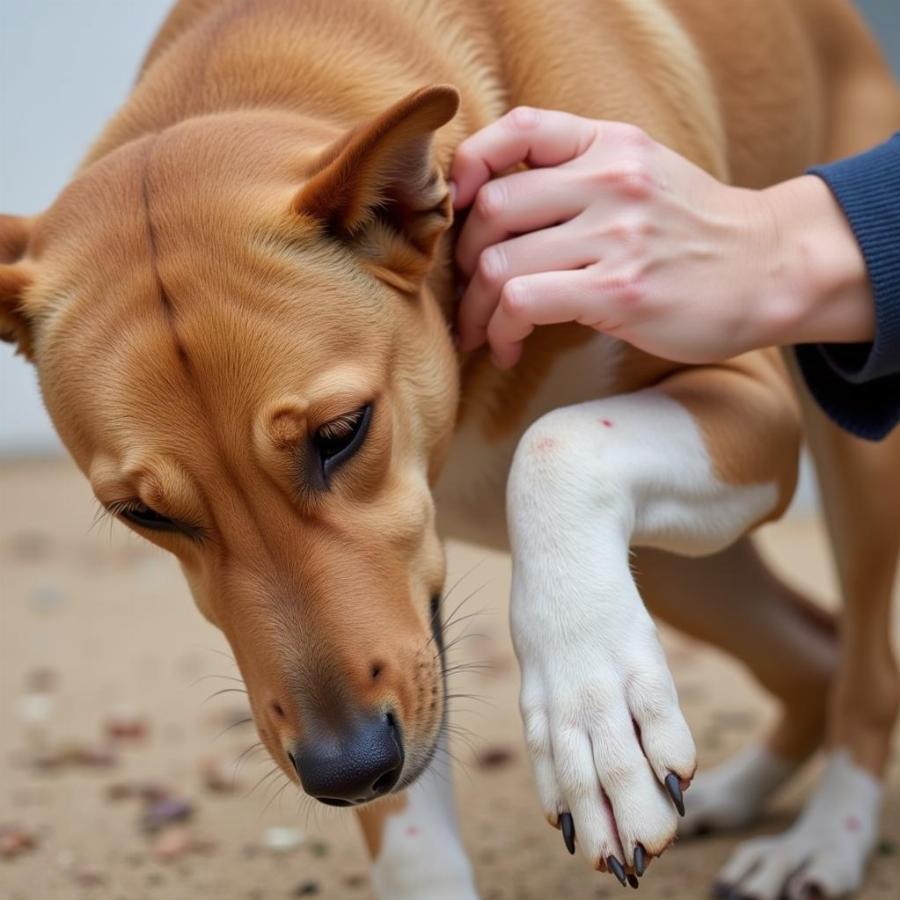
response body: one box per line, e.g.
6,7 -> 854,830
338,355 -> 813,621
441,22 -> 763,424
1,86 -> 462,804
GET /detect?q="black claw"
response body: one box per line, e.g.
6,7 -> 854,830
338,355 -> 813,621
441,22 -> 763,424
633,844 -> 647,877
627,873 -> 640,889
559,812 -> 576,855
607,856 -> 627,887
665,772 -> 685,816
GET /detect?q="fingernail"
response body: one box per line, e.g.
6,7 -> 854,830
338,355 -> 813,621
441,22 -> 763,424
665,772 -> 685,816
627,874 -> 640,889
634,844 -> 647,877
607,856 -> 627,887
559,812 -> 575,855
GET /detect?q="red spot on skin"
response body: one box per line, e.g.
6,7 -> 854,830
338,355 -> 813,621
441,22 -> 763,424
600,419 -> 614,428
405,826 -> 419,838
845,816 -> 862,832
534,437 -> 556,451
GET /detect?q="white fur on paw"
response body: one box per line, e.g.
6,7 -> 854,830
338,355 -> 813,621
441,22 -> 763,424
515,604 -> 696,870
715,751 -> 882,900
680,744 -> 797,836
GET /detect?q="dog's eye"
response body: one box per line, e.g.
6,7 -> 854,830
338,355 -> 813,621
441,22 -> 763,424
113,502 -> 177,533
314,404 -> 372,478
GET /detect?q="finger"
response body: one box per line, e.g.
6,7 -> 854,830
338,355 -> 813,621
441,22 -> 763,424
551,725 -> 623,871
455,166 -> 586,277
520,695 -> 566,830
458,224 -> 592,353
589,703 -> 679,866
484,268 -> 604,367
626,656 -> 697,799
450,107 -> 598,208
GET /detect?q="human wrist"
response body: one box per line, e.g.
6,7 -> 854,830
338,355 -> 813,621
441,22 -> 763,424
760,175 -> 874,347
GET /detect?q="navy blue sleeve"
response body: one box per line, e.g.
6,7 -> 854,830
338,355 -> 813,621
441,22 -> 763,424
794,133 -> 900,441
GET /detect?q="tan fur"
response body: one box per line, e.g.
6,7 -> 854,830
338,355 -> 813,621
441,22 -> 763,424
1,0 -> 898,868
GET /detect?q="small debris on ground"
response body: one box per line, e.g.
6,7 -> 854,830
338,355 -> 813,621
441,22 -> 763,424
72,865 -> 107,887
0,825 -> 38,859
475,745 -> 515,769
291,881 -> 320,896
140,795 -> 194,834
200,755 -> 240,794
152,825 -> 216,862
263,826 -> 304,854
106,780 -> 168,804
27,583 -> 65,614
104,707 -> 149,742
31,741 -> 117,772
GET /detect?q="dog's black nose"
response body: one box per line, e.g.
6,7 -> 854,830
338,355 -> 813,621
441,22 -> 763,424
290,713 -> 403,806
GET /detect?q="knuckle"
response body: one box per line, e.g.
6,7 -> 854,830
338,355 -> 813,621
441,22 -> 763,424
601,159 -> 655,198
474,183 -> 504,220
610,268 -> 646,306
477,246 -> 506,286
499,279 -> 528,316
618,122 -> 652,148
506,105 -> 541,130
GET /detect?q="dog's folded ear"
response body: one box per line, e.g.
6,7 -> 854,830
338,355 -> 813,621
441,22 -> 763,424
0,214 -> 36,359
296,84 -> 460,293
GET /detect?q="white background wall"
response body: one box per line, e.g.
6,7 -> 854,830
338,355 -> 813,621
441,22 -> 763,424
1,0 -> 898,455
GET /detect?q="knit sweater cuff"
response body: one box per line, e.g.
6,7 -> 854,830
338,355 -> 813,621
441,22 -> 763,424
794,135 -> 900,441
807,134 -> 900,384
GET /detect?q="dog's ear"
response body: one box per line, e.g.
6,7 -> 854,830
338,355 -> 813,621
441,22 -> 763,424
296,84 -> 460,293
0,214 -> 36,359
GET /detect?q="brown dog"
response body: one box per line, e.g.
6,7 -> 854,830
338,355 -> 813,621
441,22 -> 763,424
1,1 -> 898,897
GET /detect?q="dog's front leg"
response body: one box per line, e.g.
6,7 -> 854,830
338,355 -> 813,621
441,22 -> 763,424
507,364 -> 800,880
356,731 -> 479,900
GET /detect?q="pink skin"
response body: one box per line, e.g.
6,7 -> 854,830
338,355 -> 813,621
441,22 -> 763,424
449,107 -> 874,369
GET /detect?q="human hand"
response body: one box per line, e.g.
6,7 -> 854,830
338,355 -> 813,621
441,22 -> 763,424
450,107 -> 873,367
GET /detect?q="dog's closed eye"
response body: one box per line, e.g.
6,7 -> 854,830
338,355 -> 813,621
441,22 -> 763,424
313,403 -> 372,482
109,500 -> 202,540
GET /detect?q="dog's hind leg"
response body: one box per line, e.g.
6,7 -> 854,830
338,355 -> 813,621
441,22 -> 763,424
355,731 -> 479,900
634,539 -> 837,834
715,423 -> 900,900
714,8 -> 900,897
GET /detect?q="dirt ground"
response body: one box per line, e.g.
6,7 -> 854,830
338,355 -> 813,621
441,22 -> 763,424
1,457 -> 898,900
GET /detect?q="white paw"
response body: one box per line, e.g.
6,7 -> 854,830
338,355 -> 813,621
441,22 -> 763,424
680,744 -> 798,836
714,752 -> 882,900
513,584 -> 696,879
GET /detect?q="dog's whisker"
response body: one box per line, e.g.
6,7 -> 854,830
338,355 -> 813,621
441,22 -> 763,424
442,661 -> 494,676
441,556 -> 490,603
214,716 -> 255,741
261,775 -> 295,818
246,764 -> 282,802
440,585 -> 493,634
192,645 -> 238,665
440,577 -> 492,632
201,687 -> 249,706
231,741 -> 265,784
189,673 -> 246,688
